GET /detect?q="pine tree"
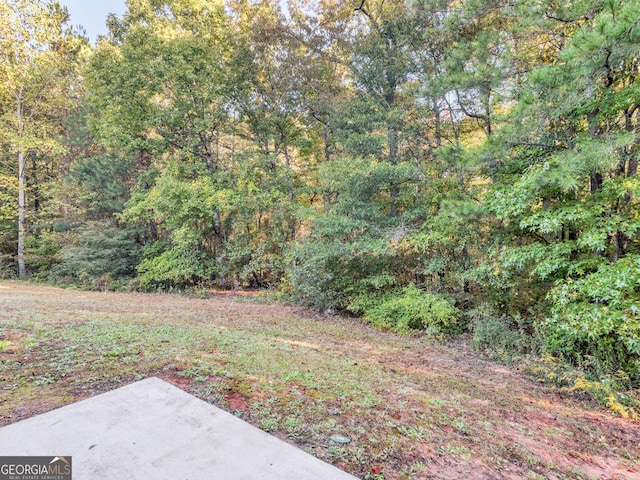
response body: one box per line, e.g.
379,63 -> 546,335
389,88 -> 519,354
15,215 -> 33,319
485,0 -> 640,381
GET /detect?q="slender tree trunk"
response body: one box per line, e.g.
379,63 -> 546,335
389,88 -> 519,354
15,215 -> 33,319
485,90 -> 492,138
15,95 -> 27,280
205,139 -> 223,240
18,145 -> 27,280
283,140 -> 295,242
213,210 -> 222,237
31,155 -> 40,213
628,155 -> 638,178
323,124 -> 331,163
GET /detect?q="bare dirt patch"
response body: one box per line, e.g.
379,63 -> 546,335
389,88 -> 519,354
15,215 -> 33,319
224,392 -> 251,412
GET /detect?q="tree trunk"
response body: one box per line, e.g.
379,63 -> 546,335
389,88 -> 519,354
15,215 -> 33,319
18,145 -> 27,280
323,124 -> 331,163
589,172 -> 603,194
213,209 -> 221,236
283,140 -> 295,242
484,87 -> 492,137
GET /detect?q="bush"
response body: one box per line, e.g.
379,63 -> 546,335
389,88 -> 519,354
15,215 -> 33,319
291,234 -> 396,312
542,255 -> 640,386
136,239 -> 215,291
49,221 -> 142,290
364,284 -> 460,334
26,231 -> 62,280
469,304 -> 537,361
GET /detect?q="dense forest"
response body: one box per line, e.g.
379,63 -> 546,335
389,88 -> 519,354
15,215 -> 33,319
1,0 -> 639,405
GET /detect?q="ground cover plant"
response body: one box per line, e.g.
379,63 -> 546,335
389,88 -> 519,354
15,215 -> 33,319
1,281 -> 639,479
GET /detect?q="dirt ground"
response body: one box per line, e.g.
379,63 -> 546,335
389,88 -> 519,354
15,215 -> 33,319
1,281 -> 639,479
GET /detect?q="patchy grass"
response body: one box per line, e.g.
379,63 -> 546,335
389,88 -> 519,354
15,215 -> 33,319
1,281 -> 639,479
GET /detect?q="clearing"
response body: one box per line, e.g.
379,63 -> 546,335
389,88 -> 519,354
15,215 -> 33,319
0,281 -> 639,479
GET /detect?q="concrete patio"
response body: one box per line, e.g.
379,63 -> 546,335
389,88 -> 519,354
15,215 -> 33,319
0,377 -> 358,479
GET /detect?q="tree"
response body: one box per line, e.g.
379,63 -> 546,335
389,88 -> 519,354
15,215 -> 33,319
292,0 -> 463,310
86,0 -> 239,287
0,0 -> 82,279
485,0 -> 640,381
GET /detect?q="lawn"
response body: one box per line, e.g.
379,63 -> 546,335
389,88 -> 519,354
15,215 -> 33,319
1,281 -> 639,479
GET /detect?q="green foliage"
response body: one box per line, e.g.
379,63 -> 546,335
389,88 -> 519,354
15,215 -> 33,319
125,167 -> 217,231
291,157 -> 421,310
220,152 -> 297,288
469,304 -> 537,362
3,0 -> 640,407
25,231 -> 61,280
48,221 -> 142,290
136,239 -> 214,290
480,0 -> 640,390
123,167 -> 220,289
363,284 -> 460,335
292,234 -> 396,311
69,155 -> 133,217
542,255 -> 640,385
524,356 -> 639,419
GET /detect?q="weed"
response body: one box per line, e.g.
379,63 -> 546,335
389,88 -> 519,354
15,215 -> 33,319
349,446 -> 368,466
260,418 -> 278,432
397,425 -> 428,440
283,417 -> 301,436
33,373 -> 57,386
453,418 -> 471,435
527,471 -> 546,480
426,397 -> 445,407
399,461 -> 429,479
321,418 -> 338,431
440,444 -> 472,462
364,474 -> 384,480
327,445 -> 347,460
180,367 -> 204,378
103,346 -> 127,357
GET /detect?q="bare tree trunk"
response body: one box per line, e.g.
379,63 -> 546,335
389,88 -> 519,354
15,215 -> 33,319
15,95 -> 28,280
18,145 -> 27,280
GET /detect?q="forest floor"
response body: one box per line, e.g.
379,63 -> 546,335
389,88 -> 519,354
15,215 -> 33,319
1,281 -> 639,480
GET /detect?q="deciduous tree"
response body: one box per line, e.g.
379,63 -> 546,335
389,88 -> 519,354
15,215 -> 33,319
0,0 -> 82,278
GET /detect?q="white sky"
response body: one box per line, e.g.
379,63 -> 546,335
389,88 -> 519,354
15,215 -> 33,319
62,0 -> 128,44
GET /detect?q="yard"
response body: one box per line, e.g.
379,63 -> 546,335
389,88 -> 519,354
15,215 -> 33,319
1,281 -> 638,479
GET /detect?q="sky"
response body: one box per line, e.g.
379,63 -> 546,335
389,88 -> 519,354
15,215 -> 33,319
62,0 -> 128,44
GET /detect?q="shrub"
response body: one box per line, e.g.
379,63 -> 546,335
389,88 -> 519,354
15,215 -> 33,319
542,254 -> 640,386
136,239 -> 215,290
524,356 -> 639,419
26,231 -> 62,280
364,284 -> 460,334
291,234 -> 396,312
469,304 -> 537,361
49,221 -> 141,290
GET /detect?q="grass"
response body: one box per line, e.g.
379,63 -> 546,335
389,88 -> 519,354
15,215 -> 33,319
1,281 -> 639,479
